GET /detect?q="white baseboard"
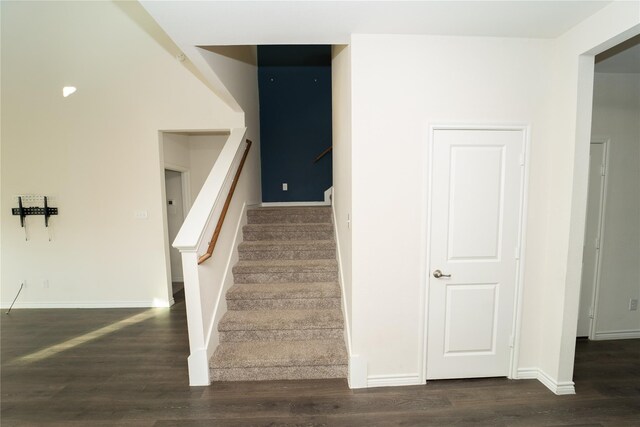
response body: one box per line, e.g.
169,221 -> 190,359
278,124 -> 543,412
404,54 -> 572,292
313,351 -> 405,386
367,374 -> 422,388
593,330 -> 640,340
517,368 -> 575,395
516,368 -> 539,379
260,187 -> 333,207
0,300 -> 169,309
324,187 -> 333,204
261,201 -> 330,207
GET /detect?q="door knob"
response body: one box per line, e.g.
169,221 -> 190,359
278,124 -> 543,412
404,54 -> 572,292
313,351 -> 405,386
433,269 -> 451,278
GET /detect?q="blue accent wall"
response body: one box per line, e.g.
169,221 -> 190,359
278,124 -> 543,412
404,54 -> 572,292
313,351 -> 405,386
258,46 -> 332,202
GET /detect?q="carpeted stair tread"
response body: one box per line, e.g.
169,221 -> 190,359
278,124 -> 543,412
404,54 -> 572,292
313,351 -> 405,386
219,308 -> 343,331
227,282 -> 341,300
243,223 -> 334,233
238,240 -> 336,260
209,205 -> 346,381
248,216 -> 332,225
247,208 -> 332,224
239,240 -> 335,250
211,339 -> 347,369
233,259 -> 338,273
242,223 -> 334,242
220,328 -> 343,342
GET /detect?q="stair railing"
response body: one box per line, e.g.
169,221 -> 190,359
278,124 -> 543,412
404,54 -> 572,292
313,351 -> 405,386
198,139 -> 252,265
313,146 -> 332,163
172,127 -> 255,386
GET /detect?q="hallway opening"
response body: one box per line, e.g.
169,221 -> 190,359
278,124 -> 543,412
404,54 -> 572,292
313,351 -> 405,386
258,45 -> 333,203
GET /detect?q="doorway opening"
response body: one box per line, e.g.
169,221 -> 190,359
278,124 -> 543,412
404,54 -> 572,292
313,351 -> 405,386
164,168 -> 189,297
159,130 -> 230,305
257,45 -> 333,203
577,36 -> 640,342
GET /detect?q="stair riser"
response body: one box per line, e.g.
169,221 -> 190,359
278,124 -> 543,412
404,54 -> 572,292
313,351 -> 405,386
249,207 -> 330,213
243,230 -> 334,241
248,208 -> 331,220
239,249 -> 335,261
233,271 -> 338,284
247,214 -> 332,224
227,297 -> 340,310
220,317 -> 344,332
211,365 -> 347,381
220,328 -> 343,342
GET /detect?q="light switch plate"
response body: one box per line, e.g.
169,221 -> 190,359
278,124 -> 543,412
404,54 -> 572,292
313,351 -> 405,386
134,210 -> 148,220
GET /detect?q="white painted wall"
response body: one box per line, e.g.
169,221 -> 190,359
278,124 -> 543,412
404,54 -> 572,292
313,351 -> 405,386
196,46 -> 262,153
0,1 -> 243,308
349,34 -> 553,385
346,3 -> 640,390
536,2 -> 639,390
162,132 -> 227,204
331,44 -> 354,380
197,47 -> 257,120
187,135 -> 228,203
591,72 -> 640,338
163,133 -> 191,170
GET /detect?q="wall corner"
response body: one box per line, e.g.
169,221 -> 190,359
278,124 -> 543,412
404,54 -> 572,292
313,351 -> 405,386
348,355 -> 368,389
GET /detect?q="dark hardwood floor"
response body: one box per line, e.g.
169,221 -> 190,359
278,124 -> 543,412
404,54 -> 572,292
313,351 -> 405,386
2,293 -> 639,426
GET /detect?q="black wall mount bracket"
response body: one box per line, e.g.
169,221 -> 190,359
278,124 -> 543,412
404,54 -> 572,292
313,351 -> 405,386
12,196 -> 58,227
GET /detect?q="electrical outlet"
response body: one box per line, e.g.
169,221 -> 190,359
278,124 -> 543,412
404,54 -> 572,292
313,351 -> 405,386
629,298 -> 638,311
282,183 -> 288,191
134,210 -> 148,219
43,280 -> 50,289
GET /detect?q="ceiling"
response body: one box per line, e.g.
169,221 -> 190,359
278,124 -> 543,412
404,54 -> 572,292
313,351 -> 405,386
595,34 -> 640,73
141,1 -> 613,46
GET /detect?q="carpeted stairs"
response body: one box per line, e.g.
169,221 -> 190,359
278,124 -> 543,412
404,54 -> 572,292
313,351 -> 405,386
210,206 -> 348,381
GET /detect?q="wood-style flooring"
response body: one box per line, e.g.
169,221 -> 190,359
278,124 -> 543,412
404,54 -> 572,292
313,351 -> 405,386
2,292 -> 639,426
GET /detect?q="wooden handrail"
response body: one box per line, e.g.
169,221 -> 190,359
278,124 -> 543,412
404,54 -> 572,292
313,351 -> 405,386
198,139 -> 252,265
313,146 -> 332,163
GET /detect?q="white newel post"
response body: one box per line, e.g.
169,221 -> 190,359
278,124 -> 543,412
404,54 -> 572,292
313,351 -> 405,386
180,250 -> 210,386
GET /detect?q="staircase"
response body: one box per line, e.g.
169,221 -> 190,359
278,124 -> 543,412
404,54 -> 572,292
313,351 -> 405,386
210,206 -> 348,381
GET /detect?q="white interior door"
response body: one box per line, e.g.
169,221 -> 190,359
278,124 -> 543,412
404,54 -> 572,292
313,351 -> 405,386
427,128 -> 524,380
576,142 -> 606,338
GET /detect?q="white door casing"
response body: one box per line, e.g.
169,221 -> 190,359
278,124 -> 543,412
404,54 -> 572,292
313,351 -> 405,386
576,140 -> 608,338
165,169 -> 186,282
426,127 -> 525,380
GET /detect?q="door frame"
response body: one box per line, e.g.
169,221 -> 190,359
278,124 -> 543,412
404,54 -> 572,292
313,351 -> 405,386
164,164 -> 192,219
161,164 -> 191,304
420,124 -> 531,383
584,137 -> 611,340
